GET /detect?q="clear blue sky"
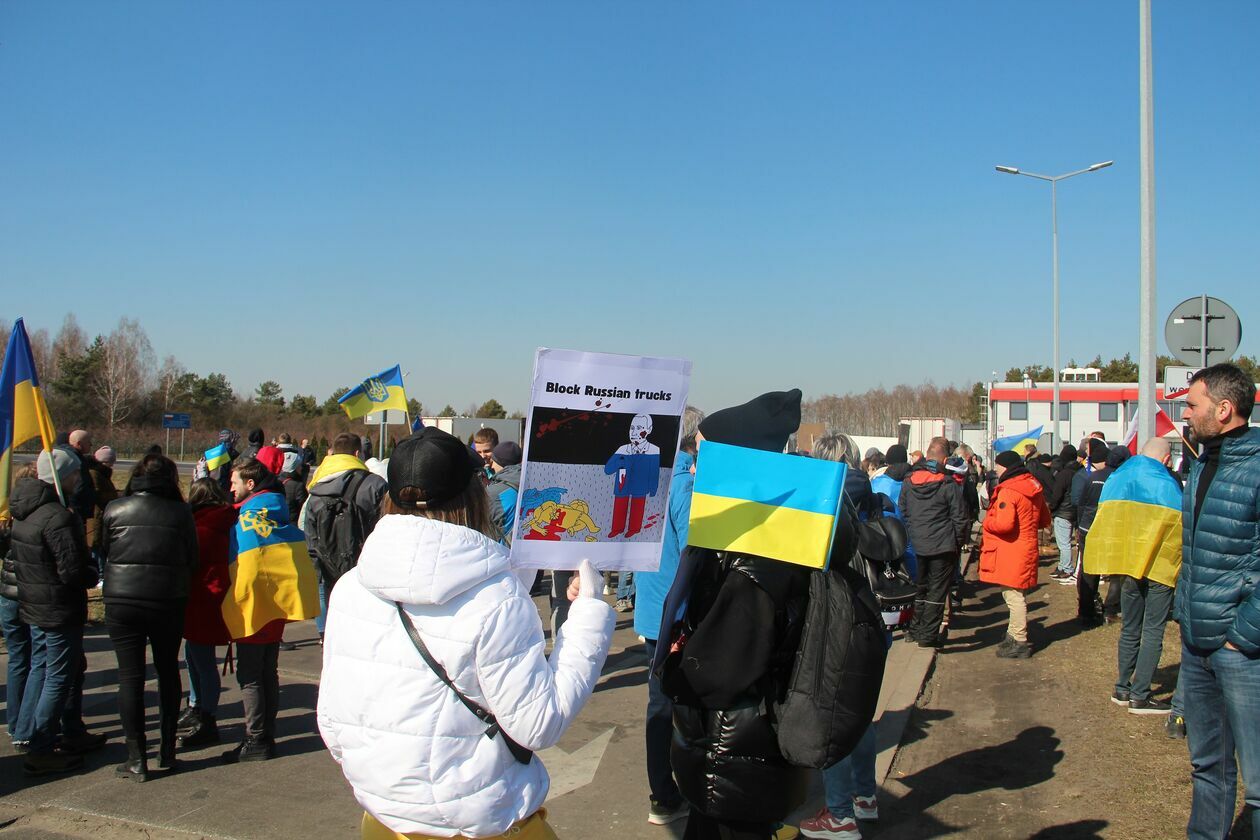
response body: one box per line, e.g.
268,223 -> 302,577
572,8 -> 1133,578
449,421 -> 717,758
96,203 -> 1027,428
4,2 -> 1258,415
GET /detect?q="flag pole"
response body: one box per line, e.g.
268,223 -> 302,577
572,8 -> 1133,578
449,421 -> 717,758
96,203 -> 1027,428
45,445 -> 68,507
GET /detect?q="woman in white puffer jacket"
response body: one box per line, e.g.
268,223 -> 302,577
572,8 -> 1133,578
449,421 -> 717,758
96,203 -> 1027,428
317,428 -> 615,839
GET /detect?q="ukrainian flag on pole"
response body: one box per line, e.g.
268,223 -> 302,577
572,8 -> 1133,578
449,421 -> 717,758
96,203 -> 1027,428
338,364 -> 407,420
993,425 -> 1044,453
688,441 -> 847,570
1,319 -> 58,519
204,443 -> 231,472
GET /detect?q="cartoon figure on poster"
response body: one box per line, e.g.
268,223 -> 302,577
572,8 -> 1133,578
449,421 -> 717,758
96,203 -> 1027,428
604,414 -> 661,538
511,348 -> 692,571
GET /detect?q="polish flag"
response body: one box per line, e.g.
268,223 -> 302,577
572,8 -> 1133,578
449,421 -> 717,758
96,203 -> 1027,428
1122,404 -> 1178,455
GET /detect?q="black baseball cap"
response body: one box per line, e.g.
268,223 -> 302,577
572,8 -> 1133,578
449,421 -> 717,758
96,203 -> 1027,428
387,427 -> 480,509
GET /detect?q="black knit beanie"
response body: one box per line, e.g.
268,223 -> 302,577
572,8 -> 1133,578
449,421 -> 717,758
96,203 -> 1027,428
1059,444 -> 1078,463
885,444 -> 909,465
1087,438 -> 1110,464
995,450 -> 1023,469
699,389 -> 802,453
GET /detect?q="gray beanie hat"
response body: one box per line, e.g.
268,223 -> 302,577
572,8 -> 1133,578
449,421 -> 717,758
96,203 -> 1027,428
38,448 -> 81,484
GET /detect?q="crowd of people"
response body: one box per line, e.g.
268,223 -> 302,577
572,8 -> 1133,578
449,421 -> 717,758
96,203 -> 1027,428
2,361 -> 1259,839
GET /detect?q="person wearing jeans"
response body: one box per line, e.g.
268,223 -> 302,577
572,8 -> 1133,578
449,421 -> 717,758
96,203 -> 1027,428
182,479 -> 236,748
1,589 -> 35,746
1116,577 -> 1174,707
1082,439 -> 1184,713
1175,363 -> 1260,839
10,451 -> 103,775
1045,444 -> 1081,581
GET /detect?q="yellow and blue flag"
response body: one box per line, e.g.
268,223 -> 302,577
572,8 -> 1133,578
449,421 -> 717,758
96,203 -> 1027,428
205,443 -> 231,472
1,319 -> 57,519
223,491 -> 321,639
1084,455 -> 1182,587
338,364 -> 408,420
993,425 -> 1044,454
688,441 -> 847,570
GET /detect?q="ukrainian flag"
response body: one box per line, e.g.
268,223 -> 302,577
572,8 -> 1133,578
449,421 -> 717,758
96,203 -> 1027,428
205,443 -> 231,472
688,441 -> 846,570
1,319 -> 57,519
338,364 -> 407,420
993,425 -> 1044,454
223,491 -> 321,639
1083,455 -> 1182,587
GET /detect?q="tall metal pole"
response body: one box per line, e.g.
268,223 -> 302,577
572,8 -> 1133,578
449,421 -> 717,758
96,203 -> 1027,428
1137,0 -> 1158,443
1051,178 -> 1061,449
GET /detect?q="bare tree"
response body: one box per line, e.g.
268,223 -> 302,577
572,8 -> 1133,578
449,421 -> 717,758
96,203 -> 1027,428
91,317 -> 155,429
51,314 -> 89,380
27,326 -> 53,384
156,355 -> 188,411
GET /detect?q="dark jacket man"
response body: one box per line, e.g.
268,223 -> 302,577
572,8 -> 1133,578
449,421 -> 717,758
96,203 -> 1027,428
10,477 -> 96,628
1047,456 -> 1081,524
899,460 -> 970,556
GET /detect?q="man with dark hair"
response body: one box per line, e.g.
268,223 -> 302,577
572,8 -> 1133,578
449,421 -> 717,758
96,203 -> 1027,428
901,436 -> 971,648
1177,362 -> 1260,838
224,457 -> 319,761
1072,438 -> 1114,627
472,428 -> 499,480
1048,444 -> 1082,583
303,432 -> 387,644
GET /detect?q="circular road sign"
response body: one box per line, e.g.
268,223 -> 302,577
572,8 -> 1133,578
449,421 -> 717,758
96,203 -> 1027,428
1165,296 -> 1242,368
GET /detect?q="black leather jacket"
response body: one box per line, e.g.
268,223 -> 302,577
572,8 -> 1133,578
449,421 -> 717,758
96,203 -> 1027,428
10,477 -> 95,628
100,492 -> 199,609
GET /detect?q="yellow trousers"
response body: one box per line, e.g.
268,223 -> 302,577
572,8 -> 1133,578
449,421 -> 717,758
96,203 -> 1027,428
361,810 -> 558,840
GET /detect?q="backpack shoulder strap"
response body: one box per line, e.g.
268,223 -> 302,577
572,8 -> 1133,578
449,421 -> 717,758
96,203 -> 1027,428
393,602 -> 533,765
342,469 -> 370,502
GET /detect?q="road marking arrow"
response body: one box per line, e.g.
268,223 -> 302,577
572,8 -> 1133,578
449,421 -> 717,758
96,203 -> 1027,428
537,728 -> 615,798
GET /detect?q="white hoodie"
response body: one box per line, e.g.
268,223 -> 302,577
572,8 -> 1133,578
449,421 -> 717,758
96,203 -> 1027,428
316,515 -> 614,837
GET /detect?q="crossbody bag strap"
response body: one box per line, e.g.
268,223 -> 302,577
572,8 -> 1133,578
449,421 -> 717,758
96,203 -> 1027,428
393,602 -> 533,765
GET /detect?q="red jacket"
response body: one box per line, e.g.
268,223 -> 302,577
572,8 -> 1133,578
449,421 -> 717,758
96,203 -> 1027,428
184,504 -> 236,645
980,469 -> 1051,590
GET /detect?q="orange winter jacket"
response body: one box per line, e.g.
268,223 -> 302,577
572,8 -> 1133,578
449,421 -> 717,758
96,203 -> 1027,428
980,468 -> 1051,590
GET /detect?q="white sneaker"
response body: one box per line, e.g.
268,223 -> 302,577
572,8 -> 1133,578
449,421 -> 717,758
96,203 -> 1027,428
852,795 -> 878,821
602,584 -> 614,596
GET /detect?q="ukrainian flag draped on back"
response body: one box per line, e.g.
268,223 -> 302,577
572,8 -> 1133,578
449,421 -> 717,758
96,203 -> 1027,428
224,491 -> 321,639
1083,455 -> 1182,587
338,364 -> 407,420
1,319 -> 57,519
993,425 -> 1044,454
688,441 -> 846,569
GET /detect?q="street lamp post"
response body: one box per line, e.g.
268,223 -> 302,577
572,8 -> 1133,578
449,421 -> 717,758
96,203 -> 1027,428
996,160 -> 1114,450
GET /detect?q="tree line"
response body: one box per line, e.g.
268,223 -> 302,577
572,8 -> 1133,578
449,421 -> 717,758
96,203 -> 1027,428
1,316 -> 519,457
10,316 -> 1243,450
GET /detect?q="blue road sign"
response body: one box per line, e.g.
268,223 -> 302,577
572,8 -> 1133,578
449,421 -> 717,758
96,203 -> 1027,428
162,413 -> 192,430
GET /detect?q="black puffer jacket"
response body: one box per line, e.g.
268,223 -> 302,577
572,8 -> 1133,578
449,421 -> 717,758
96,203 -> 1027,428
100,490 -> 199,610
899,462 -> 970,556
10,477 -> 95,628
663,550 -> 812,822
1046,460 -> 1081,522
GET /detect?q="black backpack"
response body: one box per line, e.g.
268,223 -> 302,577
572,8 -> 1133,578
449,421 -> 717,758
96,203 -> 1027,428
856,513 -> 918,631
313,471 -> 371,590
772,508 -> 889,769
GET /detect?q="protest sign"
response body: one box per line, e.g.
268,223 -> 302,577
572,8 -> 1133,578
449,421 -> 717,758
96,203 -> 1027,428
510,348 -> 692,571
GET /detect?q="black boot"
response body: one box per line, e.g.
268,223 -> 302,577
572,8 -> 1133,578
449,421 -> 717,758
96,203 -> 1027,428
115,737 -> 148,782
178,712 -> 220,749
159,712 -> 179,770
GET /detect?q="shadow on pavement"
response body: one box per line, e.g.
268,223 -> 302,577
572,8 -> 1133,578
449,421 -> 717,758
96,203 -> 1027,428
895,707 -> 954,749
881,725 -> 1065,838
1028,819 -> 1109,838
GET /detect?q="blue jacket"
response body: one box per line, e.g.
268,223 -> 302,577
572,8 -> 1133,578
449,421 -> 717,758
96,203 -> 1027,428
605,448 -> 662,498
636,451 -> 693,640
1177,427 -> 1260,655
870,464 -> 917,570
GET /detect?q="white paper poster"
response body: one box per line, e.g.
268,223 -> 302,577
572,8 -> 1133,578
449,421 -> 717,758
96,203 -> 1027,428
510,348 -> 693,571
